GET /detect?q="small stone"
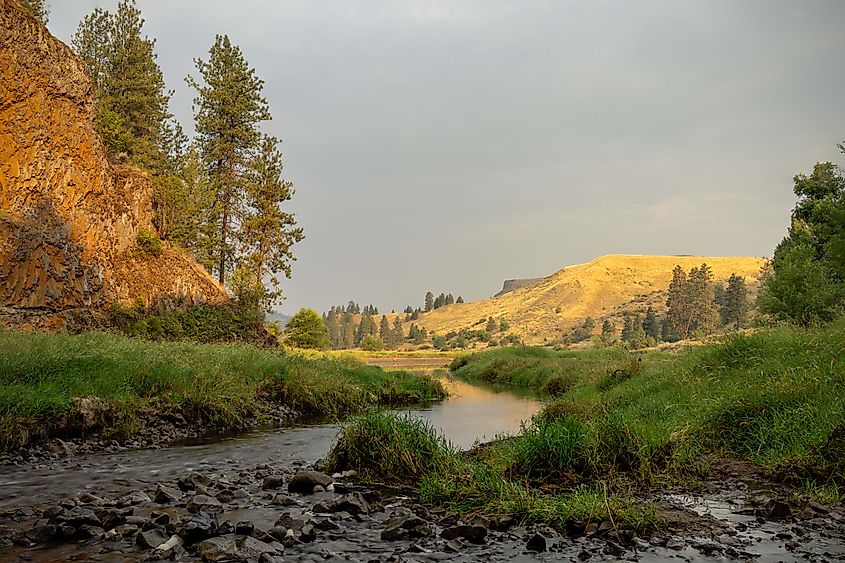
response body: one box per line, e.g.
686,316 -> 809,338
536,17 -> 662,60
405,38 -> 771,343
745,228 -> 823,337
216,489 -> 235,503
382,515 -> 432,541
441,524 -> 486,544
262,475 -> 286,489
287,471 -> 333,494
236,521 -> 255,536
186,494 -> 223,514
178,512 -> 218,544
444,538 -> 464,552
666,538 -> 685,550
299,524 -> 317,543
526,532 -> 547,552
136,528 -> 168,549
154,485 -> 183,504
766,499 -> 792,519
271,494 -> 296,507
118,490 -> 151,507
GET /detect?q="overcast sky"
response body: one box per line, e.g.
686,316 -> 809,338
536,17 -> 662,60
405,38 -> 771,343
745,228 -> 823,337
46,1 -> 845,315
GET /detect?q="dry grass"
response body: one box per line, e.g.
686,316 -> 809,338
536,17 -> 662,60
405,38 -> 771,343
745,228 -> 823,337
407,254 -> 767,344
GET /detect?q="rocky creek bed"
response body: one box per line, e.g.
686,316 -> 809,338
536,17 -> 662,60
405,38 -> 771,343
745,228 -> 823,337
1,451 -> 843,562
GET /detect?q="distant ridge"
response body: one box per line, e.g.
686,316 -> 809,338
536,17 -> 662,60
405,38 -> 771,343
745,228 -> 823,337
412,254 -> 767,345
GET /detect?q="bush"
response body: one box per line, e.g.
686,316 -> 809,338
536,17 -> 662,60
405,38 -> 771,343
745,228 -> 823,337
541,372 -> 576,396
136,228 -> 163,257
284,308 -> 329,350
360,334 -> 384,351
325,412 -> 459,483
510,414 -> 588,477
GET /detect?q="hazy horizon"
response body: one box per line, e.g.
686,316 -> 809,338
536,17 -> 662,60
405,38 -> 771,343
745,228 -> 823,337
46,1 -> 845,315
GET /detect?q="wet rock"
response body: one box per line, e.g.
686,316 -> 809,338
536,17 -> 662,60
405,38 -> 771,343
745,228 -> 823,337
178,512 -> 218,544
268,527 -> 288,542
315,518 -> 339,531
77,492 -> 104,505
232,488 -> 249,499
444,538 -> 464,552
381,515 -> 432,541
42,505 -> 64,519
666,538 -> 685,550
215,489 -> 234,503
77,524 -> 104,538
261,475 -> 286,489
604,540 -> 625,557
766,499 -> 792,519
299,523 -> 317,543
155,485 -> 184,503
327,492 -> 371,515
235,521 -> 254,536
56,506 -> 102,528
216,521 -> 235,536
275,514 -> 303,531
187,494 -> 223,514
271,494 -> 296,507
28,521 -> 57,542
441,524 -> 487,544
526,532 -> 547,552
137,528 -> 169,549
119,490 -> 152,507
151,534 -> 185,560
287,470 -> 332,494
195,534 -> 280,561
577,549 -> 591,560
490,514 -> 517,531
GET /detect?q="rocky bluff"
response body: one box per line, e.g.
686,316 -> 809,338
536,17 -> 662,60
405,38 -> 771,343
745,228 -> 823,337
0,0 -> 227,331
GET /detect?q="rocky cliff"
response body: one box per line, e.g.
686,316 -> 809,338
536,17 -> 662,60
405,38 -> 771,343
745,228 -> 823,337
0,0 -> 227,331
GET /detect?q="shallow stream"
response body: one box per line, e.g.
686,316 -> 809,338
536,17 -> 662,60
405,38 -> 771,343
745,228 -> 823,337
0,374 -> 543,509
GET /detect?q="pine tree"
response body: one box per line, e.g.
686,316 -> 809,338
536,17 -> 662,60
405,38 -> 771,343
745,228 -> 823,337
188,34 -> 271,284
642,306 -> 660,340
456,296 -> 464,304
21,0 -> 49,24
486,317 -> 497,333
238,135 -> 303,309
379,315 -> 391,347
664,265 -> 688,341
722,273 -> 749,328
445,293 -> 454,305
685,264 -> 720,336
340,313 -> 355,349
392,318 -> 404,348
424,292 -> 434,312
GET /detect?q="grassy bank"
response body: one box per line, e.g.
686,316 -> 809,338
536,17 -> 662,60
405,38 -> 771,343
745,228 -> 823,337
325,323 -> 844,532
326,411 -> 660,533
451,322 -> 845,486
0,331 -> 446,451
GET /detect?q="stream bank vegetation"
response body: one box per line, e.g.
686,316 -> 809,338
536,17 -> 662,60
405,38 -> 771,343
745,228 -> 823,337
0,331 -> 446,453
326,320 -> 844,534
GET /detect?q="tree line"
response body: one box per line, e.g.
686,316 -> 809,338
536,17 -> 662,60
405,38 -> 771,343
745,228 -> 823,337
564,265 -> 750,349
68,0 -> 302,312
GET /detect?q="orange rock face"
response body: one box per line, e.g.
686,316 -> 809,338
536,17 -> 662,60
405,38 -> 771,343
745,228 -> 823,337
0,0 -> 227,331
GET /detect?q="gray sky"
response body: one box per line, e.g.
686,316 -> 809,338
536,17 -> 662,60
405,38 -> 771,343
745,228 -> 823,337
47,1 -> 845,315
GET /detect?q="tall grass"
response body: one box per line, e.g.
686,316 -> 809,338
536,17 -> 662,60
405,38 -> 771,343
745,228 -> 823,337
328,411 -> 660,533
0,331 -> 446,450
452,322 -> 845,486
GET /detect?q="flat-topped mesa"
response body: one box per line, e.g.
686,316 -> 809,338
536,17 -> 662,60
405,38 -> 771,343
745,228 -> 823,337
0,0 -> 227,331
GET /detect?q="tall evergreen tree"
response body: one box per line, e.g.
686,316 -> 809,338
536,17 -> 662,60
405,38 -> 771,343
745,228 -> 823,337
664,265 -> 688,341
239,135 -> 303,308
642,306 -> 660,340
424,292 -> 434,312
722,273 -> 749,328
379,315 -> 391,347
391,318 -> 404,348
188,34 -> 271,284
601,319 -> 615,342
456,296 -> 464,304
445,293 -> 455,305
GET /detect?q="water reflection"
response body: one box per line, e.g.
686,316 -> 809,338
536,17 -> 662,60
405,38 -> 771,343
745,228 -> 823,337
407,373 -> 542,450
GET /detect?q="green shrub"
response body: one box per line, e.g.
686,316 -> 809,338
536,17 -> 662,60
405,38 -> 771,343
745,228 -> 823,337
360,334 -> 384,351
510,414 -> 588,477
136,228 -> 163,257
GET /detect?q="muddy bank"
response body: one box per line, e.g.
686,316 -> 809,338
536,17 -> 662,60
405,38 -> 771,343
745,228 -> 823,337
1,455 -> 843,563
0,399 -> 297,467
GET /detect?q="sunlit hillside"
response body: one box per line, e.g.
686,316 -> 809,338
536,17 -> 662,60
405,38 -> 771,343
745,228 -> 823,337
407,254 -> 767,344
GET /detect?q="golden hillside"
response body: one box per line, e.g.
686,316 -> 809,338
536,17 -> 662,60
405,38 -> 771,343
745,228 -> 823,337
410,254 -> 767,345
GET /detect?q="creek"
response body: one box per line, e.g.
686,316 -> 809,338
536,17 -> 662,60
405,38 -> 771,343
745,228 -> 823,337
0,373 -> 542,510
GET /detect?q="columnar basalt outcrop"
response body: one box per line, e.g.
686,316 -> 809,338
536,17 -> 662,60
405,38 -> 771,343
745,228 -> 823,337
0,0 -> 227,331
